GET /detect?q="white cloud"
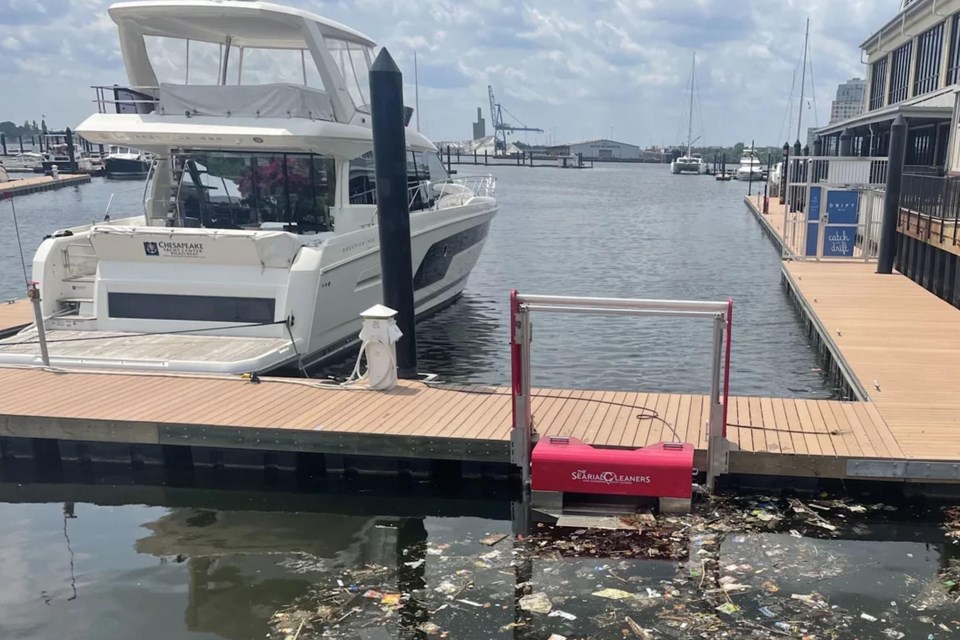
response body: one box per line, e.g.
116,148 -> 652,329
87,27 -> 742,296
0,0 -> 894,145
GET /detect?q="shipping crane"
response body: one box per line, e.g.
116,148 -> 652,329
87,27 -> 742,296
488,85 -> 543,155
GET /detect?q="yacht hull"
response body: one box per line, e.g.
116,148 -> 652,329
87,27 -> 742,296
104,156 -> 150,179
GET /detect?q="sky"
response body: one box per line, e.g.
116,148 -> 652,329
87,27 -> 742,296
0,0 -> 901,147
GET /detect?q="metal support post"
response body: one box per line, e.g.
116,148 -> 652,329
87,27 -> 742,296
27,282 -> 50,367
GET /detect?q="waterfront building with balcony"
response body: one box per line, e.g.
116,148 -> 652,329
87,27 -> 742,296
813,0 -> 960,173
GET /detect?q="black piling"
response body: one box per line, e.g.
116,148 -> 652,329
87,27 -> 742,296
369,48 -> 418,379
793,139 -> 802,157
18,136 -> 24,154
878,114 -> 908,274
1,133 -> 5,155
66,128 -> 76,170
813,137 -> 823,156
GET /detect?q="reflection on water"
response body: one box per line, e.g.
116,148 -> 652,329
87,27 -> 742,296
1,166 -> 827,396
0,483 -> 956,640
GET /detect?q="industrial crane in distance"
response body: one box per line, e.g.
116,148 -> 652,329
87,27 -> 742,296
488,85 -> 543,155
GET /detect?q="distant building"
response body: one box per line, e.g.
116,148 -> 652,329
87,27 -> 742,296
472,107 -> 486,140
806,127 -> 819,152
547,138 -> 641,160
828,78 -> 866,124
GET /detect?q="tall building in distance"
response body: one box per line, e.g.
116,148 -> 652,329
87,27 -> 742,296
472,107 -> 486,140
829,78 -> 866,124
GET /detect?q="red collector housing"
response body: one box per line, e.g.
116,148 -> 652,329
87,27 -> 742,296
531,436 -> 694,499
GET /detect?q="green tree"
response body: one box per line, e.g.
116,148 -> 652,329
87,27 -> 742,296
732,142 -> 745,157
31,120 -> 38,132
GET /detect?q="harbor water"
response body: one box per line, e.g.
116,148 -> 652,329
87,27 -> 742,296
6,164 -> 949,640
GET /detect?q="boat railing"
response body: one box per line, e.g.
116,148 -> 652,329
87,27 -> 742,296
92,85 -> 160,115
408,175 -> 496,210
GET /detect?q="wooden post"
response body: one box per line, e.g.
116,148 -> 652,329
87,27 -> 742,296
19,136 -> 24,153
878,115 -> 908,274
369,48 -> 417,379
0,133 -> 5,155
484,150 -> 488,166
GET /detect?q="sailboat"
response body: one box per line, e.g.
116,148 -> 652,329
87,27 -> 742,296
671,52 -> 704,175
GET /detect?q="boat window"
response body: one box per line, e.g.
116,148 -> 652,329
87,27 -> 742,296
234,48 -> 325,87
348,150 -> 450,210
145,36 -> 223,84
175,151 -> 335,232
327,40 -> 372,110
109,292 -> 275,323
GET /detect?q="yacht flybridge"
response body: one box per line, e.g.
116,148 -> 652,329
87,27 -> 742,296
0,0 -> 498,374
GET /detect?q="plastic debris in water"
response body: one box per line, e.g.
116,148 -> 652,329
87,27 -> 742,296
592,588 -> 634,600
715,602 -> 740,615
519,592 -> 552,614
548,609 -> 577,621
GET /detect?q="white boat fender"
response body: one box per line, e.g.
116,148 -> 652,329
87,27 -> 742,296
345,304 -> 403,390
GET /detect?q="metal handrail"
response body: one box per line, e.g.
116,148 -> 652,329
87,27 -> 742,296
91,85 -> 160,115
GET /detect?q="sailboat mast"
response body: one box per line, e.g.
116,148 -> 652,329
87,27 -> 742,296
795,18 -> 809,144
687,52 -> 696,156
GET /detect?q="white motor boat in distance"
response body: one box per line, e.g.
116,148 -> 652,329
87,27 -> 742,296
735,149 -> 764,182
0,0 -> 498,375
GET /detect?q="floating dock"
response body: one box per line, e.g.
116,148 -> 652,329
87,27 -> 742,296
0,365 -> 899,479
0,198 -> 958,487
0,174 -> 91,197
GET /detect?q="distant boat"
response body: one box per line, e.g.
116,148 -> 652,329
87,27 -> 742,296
671,52 -> 705,176
735,149 -> 764,182
103,145 -> 151,179
715,171 -> 732,181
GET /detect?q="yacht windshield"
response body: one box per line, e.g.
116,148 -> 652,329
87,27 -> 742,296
174,151 -> 335,233
327,39 -> 373,110
349,150 -> 449,210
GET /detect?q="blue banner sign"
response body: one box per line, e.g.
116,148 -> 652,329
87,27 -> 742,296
822,189 -> 859,258
805,186 -> 822,257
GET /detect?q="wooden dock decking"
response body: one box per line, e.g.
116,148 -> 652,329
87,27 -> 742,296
0,299 -> 32,337
783,261 -> 960,460
745,195 -> 960,467
0,367 -> 899,478
0,174 -> 91,196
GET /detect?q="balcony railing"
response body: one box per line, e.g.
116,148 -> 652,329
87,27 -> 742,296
900,173 -> 960,220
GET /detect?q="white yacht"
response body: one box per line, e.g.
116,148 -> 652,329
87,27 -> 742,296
735,149 -> 763,182
0,0 -> 498,375
670,53 -> 704,176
